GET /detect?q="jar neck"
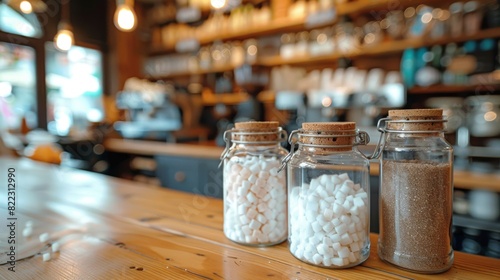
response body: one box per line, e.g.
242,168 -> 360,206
386,131 -> 445,138
233,142 -> 282,151
297,143 -> 354,154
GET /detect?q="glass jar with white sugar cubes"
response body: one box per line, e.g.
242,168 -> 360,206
282,122 -> 371,268
220,121 -> 288,246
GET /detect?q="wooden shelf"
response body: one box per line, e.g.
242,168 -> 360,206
149,17 -> 307,55
150,26 -> 500,80
201,92 -> 250,106
409,85 -> 500,94
454,214 -> 500,232
147,0 -> 411,54
258,27 -> 500,67
150,64 -> 238,79
454,170 -> 500,192
148,0 -> 494,55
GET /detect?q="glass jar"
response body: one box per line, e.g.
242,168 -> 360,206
221,121 -> 288,246
283,122 -> 371,268
377,109 -> 454,273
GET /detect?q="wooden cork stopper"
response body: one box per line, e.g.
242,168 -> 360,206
232,121 -> 280,142
302,122 -> 356,131
388,109 -> 444,131
300,122 -> 356,152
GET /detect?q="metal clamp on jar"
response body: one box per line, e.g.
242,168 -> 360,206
376,109 -> 454,274
281,122 -> 371,268
220,121 -> 288,246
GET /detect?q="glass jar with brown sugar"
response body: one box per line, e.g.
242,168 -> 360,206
377,109 -> 454,273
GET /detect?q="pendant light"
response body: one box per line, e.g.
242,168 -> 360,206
210,0 -> 227,9
6,0 -> 47,14
114,0 -> 137,32
19,1 -> 33,14
54,0 -> 74,52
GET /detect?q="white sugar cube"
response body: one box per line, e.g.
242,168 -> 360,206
330,234 -> 341,243
42,252 -> 51,262
338,246 -> 350,258
332,257 -> 344,266
317,243 -> 329,255
249,164 -> 260,174
249,219 -> 261,230
246,192 -> 257,203
256,214 -> 267,224
353,197 -> 365,208
340,233 -> 353,246
338,173 -> 349,181
247,208 -> 258,219
22,227 -> 33,237
335,224 -> 347,236
239,215 -> 250,224
322,222 -> 334,233
39,233 -> 49,243
311,221 -> 322,233
312,254 -> 323,265
248,174 -> 257,184
350,242 -> 360,252
257,202 -> 268,212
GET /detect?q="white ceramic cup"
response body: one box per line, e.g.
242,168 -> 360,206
469,190 -> 500,221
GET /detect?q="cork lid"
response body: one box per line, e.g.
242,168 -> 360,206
300,122 -> 356,152
302,122 -> 356,131
232,121 -> 280,142
387,109 -> 445,131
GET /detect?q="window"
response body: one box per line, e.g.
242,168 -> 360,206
45,43 -> 104,136
0,2 -> 105,137
0,42 -> 37,131
0,3 -> 42,38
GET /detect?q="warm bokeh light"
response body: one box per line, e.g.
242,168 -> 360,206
211,0 -> 226,9
19,1 -> 33,14
247,45 -> 257,56
54,28 -> 74,51
484,111 -> 497,122
114,3 -> 137,31
322,97 -> 332,107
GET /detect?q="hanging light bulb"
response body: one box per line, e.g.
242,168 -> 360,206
54,22 -> 74,51
211,0 -> 227,9
6,0 -> 46,13
54,0 -> 73,52
114,0 -> 137,32
19,1 -> 33,14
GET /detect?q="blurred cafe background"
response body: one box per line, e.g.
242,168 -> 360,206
0,0 -> 499,259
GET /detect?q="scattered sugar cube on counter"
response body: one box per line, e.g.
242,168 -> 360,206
23,226 -> 33,237
52,242 -> 61,253
39,232 -> 50,243
43,252 -> 51,262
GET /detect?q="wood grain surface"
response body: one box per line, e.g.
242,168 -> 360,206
0,157 -> 499,279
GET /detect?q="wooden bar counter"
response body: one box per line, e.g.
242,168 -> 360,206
1,157 -> 499,279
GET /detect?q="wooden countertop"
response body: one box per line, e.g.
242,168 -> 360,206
104,139 -> 500,192
1,157 -> 499,279
104,138 -> 224,159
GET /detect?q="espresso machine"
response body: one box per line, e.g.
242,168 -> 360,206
114,78 -> 182,140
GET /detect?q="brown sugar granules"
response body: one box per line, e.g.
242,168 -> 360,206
378,160 -> 453,273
